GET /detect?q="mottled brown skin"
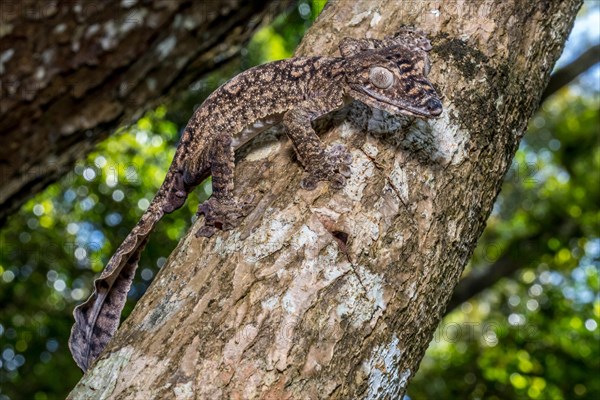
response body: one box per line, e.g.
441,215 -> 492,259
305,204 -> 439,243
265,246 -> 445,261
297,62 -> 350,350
69,29 -> 443,371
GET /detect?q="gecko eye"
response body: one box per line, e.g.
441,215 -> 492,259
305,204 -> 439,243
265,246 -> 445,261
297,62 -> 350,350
369,66 -> 394,89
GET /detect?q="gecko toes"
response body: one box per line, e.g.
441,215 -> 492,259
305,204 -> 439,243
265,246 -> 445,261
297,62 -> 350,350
329,144 -> 353,164
163,170 -> 189,214
300,170 -> 346,191
327,144 -> 352,184
196,196 -> 254,236
337,164 -> 352,178
329,173 -> 346,189
300,176 -> 319,191
342,153 -> 353,165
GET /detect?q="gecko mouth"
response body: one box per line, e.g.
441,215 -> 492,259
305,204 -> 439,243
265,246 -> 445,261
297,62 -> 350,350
352,86 -> 441,118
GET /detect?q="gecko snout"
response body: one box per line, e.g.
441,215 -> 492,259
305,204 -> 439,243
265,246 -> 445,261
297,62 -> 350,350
426,98 -> 443,116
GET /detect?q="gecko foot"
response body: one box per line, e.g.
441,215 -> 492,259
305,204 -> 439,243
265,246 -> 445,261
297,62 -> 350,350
195,195 -> 255,238
300,144 -> 353,191
163,171 -> 188,214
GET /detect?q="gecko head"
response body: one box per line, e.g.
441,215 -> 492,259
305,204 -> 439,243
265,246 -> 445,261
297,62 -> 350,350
341,41 -> 443,118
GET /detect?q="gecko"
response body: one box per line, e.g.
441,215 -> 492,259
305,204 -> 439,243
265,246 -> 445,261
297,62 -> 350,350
69,28 -> 443,371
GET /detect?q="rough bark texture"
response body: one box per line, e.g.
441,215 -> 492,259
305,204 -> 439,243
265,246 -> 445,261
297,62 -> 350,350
0,0 -> 289,226
68,0 -> 581,398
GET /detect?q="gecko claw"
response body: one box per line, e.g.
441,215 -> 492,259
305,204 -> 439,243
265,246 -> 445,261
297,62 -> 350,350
338,164 -> 352,178
300,176 -> 319,191
300,168 -> 346,191
329,173 -> 346,189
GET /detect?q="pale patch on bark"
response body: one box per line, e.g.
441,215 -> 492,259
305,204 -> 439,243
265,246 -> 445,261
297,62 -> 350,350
387,162 -> 410,205
336,265 -> 386,328
244,140 -> 282,161
342,148 -> 375,202
179,335 -> 200,377
370,12 -> 382,28
244,213 -> 298,264
195,358 -> 224,399
112,353 -> 171,397
364,334 -> 407,400
302,339 -> 336,375
71,346 -> 172,400
399,369 -> 412,390
428,110 -> 470,164
267,223 -> 348,371
349,11 -> 371,27
74,346 -> 134,399
173,381 -> 194,400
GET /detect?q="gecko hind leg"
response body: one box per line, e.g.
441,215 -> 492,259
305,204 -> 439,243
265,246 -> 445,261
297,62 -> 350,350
195,135 -> 254,238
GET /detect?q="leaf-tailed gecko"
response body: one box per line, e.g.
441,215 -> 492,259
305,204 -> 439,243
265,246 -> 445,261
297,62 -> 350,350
69,28 -> 443,371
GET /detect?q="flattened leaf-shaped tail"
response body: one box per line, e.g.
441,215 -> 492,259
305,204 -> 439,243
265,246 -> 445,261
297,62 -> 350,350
69,208 -> 161,371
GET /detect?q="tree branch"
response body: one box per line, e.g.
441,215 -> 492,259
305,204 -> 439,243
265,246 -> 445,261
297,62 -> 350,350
446,235 -> 540,313
541,43 -> 600,102
0,0 -> 290,227
447,219 -> 579,313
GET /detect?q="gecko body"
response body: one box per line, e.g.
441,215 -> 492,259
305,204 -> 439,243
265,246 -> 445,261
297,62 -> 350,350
69,28 -> 443,371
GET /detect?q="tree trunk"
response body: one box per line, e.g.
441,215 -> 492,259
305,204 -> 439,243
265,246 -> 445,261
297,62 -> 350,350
0,0 -> 289,227
67,0 -> 581,398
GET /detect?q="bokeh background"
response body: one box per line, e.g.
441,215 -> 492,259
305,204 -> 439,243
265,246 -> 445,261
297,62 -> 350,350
0,1 -> 598,399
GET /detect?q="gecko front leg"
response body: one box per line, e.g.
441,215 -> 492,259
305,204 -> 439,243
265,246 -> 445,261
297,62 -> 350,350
196,90 -> 352,237
283,91 -> 352,190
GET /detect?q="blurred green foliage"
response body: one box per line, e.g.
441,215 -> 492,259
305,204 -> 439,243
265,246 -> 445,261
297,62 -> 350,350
0,106 -> 200,400
0,1 -> 597,399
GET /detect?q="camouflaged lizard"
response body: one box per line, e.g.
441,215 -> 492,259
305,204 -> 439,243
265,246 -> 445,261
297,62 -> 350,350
69,28 -> 443,371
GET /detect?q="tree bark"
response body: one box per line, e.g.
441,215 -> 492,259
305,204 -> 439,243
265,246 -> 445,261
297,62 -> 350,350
68,0 -> 582,398
0,0 -> 289,227
446,52 -> 597,312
